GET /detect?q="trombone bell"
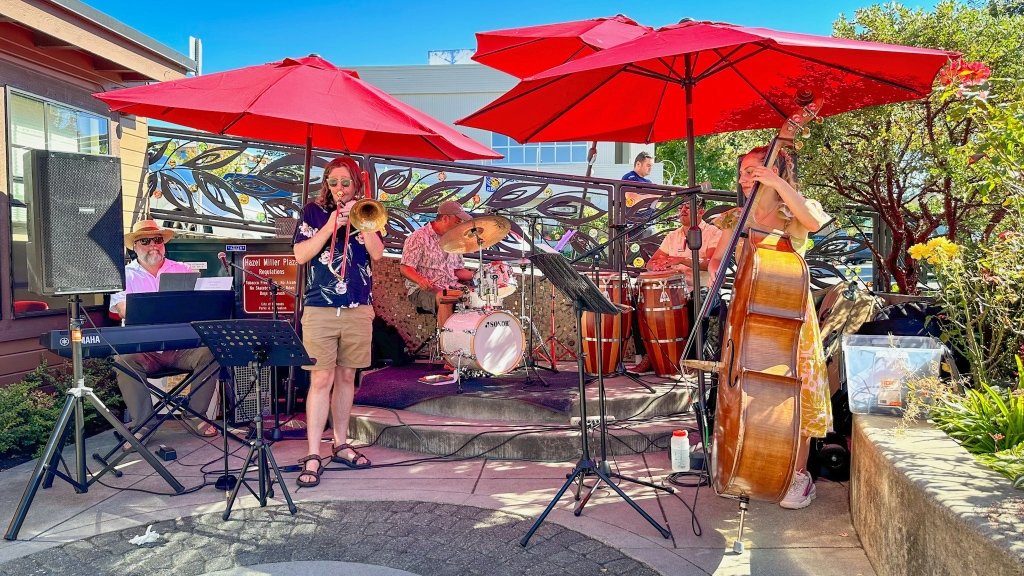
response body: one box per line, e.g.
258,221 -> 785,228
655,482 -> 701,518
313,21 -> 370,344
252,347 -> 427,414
349,198 -> 387,234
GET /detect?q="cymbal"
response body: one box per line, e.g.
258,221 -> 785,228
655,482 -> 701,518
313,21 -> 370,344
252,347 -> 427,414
440,215 -> 512,254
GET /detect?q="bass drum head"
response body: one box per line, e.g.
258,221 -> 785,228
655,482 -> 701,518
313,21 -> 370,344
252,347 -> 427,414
472,310 -> 524,374
440,309 -> 524,375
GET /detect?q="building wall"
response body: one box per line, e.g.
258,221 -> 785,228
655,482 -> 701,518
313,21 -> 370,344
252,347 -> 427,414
0,1 -> 192,385
351,64 -> 662,183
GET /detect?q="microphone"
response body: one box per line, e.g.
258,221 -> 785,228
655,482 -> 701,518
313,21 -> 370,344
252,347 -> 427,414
664,181 -> 712,197
217,251 -> 230,273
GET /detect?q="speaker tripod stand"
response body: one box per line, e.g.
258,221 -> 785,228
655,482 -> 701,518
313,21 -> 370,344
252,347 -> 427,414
6,296 -> 184,541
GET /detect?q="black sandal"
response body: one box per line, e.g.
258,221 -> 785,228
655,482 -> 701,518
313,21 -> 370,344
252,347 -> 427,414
331,443 -> 371,469
296,454 -> 323,487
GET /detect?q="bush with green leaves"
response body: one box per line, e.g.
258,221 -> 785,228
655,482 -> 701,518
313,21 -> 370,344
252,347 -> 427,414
0,359 -> 121,460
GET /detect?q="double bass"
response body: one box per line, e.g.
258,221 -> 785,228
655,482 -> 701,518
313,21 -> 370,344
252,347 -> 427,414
686,93 -> 823,503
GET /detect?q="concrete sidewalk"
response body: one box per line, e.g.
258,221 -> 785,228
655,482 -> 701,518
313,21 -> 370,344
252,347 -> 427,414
0,424 -> 876,575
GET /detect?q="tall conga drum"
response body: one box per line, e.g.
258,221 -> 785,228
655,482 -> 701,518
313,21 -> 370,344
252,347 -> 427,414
636,271 -> 690,376
582,272 -> 633,375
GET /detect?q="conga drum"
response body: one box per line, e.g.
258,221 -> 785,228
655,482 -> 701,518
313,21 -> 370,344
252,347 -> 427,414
582,272 -> 633,375
636,271 -> 690,376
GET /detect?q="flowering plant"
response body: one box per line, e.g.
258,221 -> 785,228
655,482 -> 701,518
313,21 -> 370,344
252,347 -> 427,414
908,234 -> 1024,386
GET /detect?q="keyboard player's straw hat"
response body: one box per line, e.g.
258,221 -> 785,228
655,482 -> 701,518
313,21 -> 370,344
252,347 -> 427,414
124,219 -> 175,250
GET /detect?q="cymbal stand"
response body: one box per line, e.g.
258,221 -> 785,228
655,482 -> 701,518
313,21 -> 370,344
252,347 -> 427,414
529,217 -> 575,371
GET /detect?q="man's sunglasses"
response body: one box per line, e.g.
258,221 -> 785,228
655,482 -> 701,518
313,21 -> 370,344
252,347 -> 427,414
135,236 -> 165,246
327,178 -> 353,188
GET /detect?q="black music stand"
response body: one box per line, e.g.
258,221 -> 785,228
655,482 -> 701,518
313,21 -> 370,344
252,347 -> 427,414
191,319 -> 312,520
519,254 -> 671,547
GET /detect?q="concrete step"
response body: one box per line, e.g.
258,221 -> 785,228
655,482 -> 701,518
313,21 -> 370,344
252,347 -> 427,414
400,373 -> 698,423
349,405 -> 698,461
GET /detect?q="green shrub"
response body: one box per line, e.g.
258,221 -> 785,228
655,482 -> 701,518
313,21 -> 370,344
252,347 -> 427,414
930,377 -> 1024,486
0,359 -> 121,459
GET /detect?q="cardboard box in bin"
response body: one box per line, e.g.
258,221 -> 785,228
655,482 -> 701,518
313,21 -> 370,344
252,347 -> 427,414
841,334 -> 944,416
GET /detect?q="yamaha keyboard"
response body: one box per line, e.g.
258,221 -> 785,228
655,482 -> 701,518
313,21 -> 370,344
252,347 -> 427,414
41,323 -> 203,358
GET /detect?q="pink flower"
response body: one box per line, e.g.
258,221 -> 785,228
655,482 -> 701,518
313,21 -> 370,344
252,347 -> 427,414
990,433 -> 1005,442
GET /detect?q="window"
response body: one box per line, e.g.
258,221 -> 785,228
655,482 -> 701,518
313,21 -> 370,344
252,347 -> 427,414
6,89 -> 110,317
490,134 -> 588,166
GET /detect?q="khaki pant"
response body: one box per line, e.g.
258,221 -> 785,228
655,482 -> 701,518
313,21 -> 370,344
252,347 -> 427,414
115,347 -> 219,430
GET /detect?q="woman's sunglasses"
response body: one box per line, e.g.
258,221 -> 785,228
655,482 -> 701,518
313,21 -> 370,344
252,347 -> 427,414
135,236 -> 165,246
327,178 -> 353,188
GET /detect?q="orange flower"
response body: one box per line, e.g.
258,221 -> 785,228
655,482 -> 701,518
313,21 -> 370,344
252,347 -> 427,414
939,59 -> 991,87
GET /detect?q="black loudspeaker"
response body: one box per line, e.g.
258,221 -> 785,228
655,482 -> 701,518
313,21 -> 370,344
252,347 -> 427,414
23,150 -> 125,295
229,365 -> 271,426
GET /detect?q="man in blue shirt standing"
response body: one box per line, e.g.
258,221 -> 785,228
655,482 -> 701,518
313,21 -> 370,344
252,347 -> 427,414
622,151 -> 654,183
622,151 -> 655,374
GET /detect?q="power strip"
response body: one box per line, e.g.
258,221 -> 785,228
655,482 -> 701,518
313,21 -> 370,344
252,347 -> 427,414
569,415 -> 616,430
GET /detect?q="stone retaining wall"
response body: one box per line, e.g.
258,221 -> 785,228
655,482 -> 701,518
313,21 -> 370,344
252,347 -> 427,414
851,415 -> 1024,576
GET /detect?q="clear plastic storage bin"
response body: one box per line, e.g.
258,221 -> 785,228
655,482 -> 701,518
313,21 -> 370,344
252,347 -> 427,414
841,334 -> 944,416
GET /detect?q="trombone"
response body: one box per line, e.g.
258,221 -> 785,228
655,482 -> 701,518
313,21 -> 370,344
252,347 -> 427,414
329,197 -> 387,281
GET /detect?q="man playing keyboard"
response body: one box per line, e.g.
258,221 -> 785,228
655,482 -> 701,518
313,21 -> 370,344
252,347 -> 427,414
109,220 -> 219,447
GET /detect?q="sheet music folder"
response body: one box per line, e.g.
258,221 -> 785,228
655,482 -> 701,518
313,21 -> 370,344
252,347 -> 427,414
529,253 -> 619,315
125,290 -> 234,326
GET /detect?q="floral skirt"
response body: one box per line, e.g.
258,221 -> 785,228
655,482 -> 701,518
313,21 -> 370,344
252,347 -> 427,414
799,293 -> 832,438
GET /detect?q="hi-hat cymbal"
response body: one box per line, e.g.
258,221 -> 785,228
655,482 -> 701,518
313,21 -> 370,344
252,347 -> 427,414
440,215 -> 512,254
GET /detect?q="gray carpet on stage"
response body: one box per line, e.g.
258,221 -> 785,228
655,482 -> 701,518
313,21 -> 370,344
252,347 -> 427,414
354,363 -> 591,414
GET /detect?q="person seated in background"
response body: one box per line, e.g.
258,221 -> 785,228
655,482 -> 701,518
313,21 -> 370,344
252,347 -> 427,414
109,220 -> 219,448
400,201 -> 476,321
628,200 -> 722,375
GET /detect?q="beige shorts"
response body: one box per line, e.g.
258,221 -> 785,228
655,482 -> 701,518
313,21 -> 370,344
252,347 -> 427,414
301,305 -> 375,370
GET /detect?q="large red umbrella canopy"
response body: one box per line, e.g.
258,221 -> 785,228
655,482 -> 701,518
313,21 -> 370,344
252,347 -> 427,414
472,14 -> 653,79
459,20 -> 958,146
95,55 -> 499,161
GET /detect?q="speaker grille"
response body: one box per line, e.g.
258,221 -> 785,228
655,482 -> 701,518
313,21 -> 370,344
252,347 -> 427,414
25,151 -> 125,295
230,365 -> 271,426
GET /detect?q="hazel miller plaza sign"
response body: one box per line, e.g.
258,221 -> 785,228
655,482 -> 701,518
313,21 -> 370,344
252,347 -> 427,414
241,254 -> 297,315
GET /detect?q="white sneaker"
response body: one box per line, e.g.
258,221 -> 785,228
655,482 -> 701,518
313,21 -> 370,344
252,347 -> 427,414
779,470 -> 816,509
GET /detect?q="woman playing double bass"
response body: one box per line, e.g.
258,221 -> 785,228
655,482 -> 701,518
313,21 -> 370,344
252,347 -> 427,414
708,146 -> 832,510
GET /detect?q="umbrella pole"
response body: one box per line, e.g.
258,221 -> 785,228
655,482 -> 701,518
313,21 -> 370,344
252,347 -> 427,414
288,128 -> 314,417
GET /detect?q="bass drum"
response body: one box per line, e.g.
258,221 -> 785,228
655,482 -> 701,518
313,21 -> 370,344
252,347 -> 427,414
440,309 -> 525,375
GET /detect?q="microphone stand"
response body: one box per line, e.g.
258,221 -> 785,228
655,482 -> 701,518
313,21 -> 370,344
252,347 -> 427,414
221,256 -> 299,441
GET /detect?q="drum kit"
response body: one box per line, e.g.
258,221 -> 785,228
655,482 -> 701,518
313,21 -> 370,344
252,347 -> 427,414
429,213 -> 695,381
435,214 -> 529,380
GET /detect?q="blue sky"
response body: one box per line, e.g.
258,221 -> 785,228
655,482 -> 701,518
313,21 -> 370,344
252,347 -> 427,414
85,0 -> 939,73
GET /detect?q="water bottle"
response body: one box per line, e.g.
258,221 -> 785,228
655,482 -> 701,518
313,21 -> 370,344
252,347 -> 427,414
670,429 -> 690,472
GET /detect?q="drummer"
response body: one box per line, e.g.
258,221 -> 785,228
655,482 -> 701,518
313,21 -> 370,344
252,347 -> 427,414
629,199 -> 722,374
400,200 -> 476,314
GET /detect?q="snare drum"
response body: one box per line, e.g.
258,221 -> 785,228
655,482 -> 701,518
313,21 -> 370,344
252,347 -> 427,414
636,271 -> 691,376
468,261 -> 518,308
582,272 -> 633,375
440,309 -> 525,375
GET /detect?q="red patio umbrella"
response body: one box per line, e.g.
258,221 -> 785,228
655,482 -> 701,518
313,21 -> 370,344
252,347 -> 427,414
472,15 -> 654,176
95,54 -> 500,204
459,19 -> 958,185
472,14 -> 652,79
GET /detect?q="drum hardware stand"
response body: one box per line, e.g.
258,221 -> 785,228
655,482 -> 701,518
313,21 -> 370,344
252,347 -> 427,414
220,254 -> 302,441
587,253 -> 656,394
520,254 -> 671,547
191,319 -> 310,520
6,296 -> 185,541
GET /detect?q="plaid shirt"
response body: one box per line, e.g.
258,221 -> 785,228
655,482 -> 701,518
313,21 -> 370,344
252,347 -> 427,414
401,223 -> 464,294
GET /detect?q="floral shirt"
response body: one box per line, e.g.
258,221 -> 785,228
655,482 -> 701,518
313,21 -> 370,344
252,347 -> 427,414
401,223 -> 464,294
293,202 -> 376,308
714,198 -> 826,255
